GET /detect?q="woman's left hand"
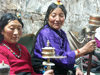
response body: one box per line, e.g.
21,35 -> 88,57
76,68 -> 84,75
43,69 -> 54,75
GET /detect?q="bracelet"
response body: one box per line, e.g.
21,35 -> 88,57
77,49 -> 80,54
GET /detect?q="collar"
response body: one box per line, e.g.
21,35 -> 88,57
2,40 -> 17,48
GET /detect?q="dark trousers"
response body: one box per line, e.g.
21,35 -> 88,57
16,72 -> 31,75
31,57 -> 75,75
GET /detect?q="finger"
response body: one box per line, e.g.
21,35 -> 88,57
94,45 -> 96,49
46,69 -> 54,74
90,40 -> 96,44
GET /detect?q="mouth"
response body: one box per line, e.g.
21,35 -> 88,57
54,23 -> 60,25
12,37 -> 19,40
54,22 -> 61,25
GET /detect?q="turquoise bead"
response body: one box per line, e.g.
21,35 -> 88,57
13,52 -> 15,54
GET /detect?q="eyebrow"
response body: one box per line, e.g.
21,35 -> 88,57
9,25 -> 22,27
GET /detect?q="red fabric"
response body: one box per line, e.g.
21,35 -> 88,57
0,40 -> 41,75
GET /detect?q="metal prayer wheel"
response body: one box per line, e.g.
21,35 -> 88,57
42,40 -> 66,71
0,61 -> 10,75
86,15 -> 100,37
89,15 -> 100,25
42,47 -> 55,57
88,15 -> 100,31
42,40 -> 55,70
87,15 -> 100,75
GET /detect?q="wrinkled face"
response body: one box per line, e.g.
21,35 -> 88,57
1,20 -> 22,43
48,7 -> 65,30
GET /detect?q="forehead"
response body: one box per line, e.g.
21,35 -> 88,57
6,20 -> 22,27
50,7 -> 64,14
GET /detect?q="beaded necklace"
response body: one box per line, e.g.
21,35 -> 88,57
2,43 -> 21,59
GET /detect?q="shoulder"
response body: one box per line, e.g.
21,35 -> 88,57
40,27 -> 52,34
18,43 -> 30,55
0,45 -> 8,56
18,43 -> 25,47
18,43 -> 30,54
36,28 -> 52,39
18,43 -> 28,51
0,44 -> 6,51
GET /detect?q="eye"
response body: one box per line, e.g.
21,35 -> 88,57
59,14 -> 65,17
10,27 -> 14,30
18,27 -> 22,30
51,14 -> 56,18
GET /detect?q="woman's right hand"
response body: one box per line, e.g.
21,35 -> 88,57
43,70 -> 54,75
75,40 -> 96,58
80,40 -> 96,54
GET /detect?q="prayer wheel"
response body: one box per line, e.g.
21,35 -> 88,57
89,15 -> 100,31
89,15 -> 100,26
0,61 -> 10,75
42,40 -> 66,71
42,47 -> 55,57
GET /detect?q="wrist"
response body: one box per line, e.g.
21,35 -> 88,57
75,49 -> 81,58
77,49 -> 80,54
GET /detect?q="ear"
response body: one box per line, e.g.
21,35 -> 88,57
1,30 -> 4,35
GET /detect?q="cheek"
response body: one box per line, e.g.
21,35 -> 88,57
18,30 -> 22,36
48,17 -> 55,23
19,31 -> 22,36
61,18 -> 65,23
3,31 -> 13,40
4,30 -> 13,36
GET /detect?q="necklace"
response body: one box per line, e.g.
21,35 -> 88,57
2,43 -> 21,59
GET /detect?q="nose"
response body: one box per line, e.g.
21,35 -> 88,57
13,29 -> 18,35
55,16 -> 60,21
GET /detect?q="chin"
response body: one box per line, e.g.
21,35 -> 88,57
54,26 -> 61,30
55,27 -> 60,30
10,40 -> 19,43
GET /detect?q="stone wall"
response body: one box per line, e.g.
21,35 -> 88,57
0,0 -> 100,38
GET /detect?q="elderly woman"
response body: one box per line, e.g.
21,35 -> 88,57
32,0 -> 96,75
0,13 -> 54,75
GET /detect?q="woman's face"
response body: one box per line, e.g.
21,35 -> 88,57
1,20 -> 22,43
48,7 -> 65,30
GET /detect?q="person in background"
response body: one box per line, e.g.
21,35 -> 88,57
94,27 -> 100,60
95,27 -> 100,48
32,0 -> 96,75
0,13 -> 54,75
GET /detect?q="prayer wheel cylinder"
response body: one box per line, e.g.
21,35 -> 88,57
89,15 -> 100,25
89,15 -> 100,31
